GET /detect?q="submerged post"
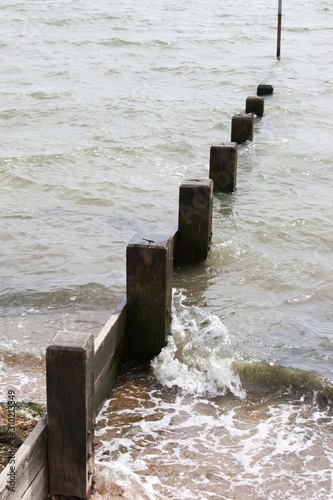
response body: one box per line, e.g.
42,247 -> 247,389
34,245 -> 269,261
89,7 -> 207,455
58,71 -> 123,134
178,178 -> 213,262
126,234 -> 173,361
46,331 -> 95,499
231,113 -> 254,144
277,0 -> 282,59
257,84 -> 274,96
245,96 -> 264,117
209,142 -> 238,193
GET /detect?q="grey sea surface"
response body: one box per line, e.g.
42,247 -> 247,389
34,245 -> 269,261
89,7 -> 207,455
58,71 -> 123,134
1,0 -> 333,497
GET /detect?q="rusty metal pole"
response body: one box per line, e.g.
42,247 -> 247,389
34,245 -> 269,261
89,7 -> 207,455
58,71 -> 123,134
277,0 -> 282,59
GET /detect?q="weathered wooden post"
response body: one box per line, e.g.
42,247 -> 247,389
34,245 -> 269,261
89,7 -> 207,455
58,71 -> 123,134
277,0 -> 282,59
209,142 -> 238,193
245,96 -> 264,117
257,84 -> 274,96
46,331 -> 95,499
178,178 -> 213,262
126,234 -> 173,361
231,113 -> 254,144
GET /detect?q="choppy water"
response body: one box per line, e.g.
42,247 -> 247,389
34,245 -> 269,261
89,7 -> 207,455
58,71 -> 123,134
94,366 -> 333,500
1,0 -> 333,497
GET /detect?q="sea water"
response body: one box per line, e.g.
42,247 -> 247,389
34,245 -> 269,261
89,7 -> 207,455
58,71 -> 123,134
0,0 -> 333,497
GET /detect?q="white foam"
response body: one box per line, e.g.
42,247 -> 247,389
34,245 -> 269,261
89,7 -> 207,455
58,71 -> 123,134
95,461 -> 160,500
0,356 -> 46,403
95,383 -> 333,500
94,290 -> 333,499
152,289 -> 245,398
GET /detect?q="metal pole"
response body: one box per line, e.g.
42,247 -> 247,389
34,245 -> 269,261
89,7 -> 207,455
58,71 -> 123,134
276,0 -> 282,59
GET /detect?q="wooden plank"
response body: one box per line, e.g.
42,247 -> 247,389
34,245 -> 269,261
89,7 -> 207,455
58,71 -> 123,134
21,462 -> 48,500
170,229 -> 178,266
0,416 -> 47,500
46,331 -> 94,499
94,299 -> 127,414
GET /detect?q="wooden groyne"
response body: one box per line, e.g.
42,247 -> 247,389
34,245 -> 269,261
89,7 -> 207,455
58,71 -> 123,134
0,85 -> 273,499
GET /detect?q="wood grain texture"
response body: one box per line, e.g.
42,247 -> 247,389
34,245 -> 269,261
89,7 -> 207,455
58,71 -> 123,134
46,332 -> 94,498
0,416 -> 47,500
94,299 -> 127,414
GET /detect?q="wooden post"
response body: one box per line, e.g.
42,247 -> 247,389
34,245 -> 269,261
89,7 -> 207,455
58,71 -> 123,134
257,84 -> 274,96
46,331 -> 95,499
277,0 -> 282,60
245,96 -> 264,117
209,142 -> 238,193
126,234 -> 173,361
178,179 -> 213,262
231,113 -> 254,144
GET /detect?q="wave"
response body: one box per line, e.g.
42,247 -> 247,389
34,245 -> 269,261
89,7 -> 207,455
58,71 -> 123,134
152,290 -> 333,408
0,282 -> 115,312
234,360 -> 333,408
152,290 -> 245,398
98,38 -> 143,47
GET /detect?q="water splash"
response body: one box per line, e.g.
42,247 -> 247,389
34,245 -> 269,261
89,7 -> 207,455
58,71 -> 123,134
152,290 -> 245,398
